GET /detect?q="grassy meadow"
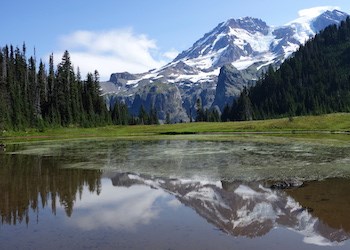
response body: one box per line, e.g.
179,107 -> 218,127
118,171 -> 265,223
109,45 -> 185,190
1,113 -> 350,143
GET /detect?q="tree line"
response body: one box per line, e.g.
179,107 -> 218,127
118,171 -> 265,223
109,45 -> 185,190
195,98 -> 220,122
5,13 -> 349,131
111,101 -> 159,125
222,17 -> 350,121
0,46 -> 159,131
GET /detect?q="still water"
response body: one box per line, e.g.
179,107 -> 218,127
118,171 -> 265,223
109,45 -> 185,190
1,139 -> 350,249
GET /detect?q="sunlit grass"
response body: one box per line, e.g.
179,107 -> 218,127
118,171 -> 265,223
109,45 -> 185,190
1,113 -> 350,143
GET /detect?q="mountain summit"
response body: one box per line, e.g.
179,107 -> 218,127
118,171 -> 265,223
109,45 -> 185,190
172,8 -> 348,72
173,17 -> 272,70
101,8 -> 348,122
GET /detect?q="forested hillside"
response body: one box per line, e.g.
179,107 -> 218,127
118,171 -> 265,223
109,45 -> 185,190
3,17 -> 350,130
0,46 -> 109,130
0,46 -> 161,131
222,17 -> 350,121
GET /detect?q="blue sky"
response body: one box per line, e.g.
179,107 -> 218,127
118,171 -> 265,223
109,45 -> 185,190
2,0 -> 350,80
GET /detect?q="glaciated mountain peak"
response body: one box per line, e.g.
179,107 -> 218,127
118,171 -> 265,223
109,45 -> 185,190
287,6 -> 343,26
174,8 -> 348,72
270,8 -> 348,59
173,16 -> 272,69
102,8 -> 348,122
225,17 -> 270,35
312,9 -> 348,31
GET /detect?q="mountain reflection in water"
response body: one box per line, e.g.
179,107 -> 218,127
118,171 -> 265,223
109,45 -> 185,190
112,173 -> 350,246
1,144 -> 350,249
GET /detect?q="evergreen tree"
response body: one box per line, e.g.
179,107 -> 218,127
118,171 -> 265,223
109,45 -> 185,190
221,104 -> 231,122
165,112 -> 171,124
47,53 -> 57,124
149,105 -> 159,125
0,46 -> 111,129
138,105 -> 148,125
195,98 -> 204,122
225,17 -> 350,121
56,50 -> 74,125
0,48 -> 9,129
38,60 -> 47,118
111,100 -> 129,125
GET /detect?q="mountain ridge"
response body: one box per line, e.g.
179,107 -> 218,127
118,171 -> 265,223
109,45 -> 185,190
224,15 -> 350,121
101,8 -> 348,122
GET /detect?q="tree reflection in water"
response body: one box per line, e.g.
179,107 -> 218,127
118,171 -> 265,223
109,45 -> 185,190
1,141 -> 350,248
0,153 -> 102,225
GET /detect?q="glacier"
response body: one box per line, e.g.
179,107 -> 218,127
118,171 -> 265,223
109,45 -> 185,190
100,7 -> 348,122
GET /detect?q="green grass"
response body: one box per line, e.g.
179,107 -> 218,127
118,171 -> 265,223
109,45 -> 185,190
1,113 -> 350,143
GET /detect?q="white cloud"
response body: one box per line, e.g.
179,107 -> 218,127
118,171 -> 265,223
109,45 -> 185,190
286,6 -> 341,26
52,28 -> 170,81
163,48 -> 179,60
298,6 -> 340,19
67,182 -> 169,231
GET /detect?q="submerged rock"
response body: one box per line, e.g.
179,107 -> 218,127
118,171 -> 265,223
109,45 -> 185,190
268,179 -> 304,190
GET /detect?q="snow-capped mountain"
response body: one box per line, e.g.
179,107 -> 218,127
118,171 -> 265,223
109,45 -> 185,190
174,8 -> 347,72
101,8 -> 348,122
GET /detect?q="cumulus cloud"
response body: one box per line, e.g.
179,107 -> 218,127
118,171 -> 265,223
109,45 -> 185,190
53,28 -> 171,81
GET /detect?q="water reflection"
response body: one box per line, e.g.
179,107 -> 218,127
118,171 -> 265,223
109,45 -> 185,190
0,153 -> 102,225
1,140 -> 350,249
286,179 -> 350,233
6,139 -> 350,181
67,182 -> 167,231
110,173 -> 350,246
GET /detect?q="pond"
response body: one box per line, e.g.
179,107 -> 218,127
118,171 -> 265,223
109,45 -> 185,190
1,139 -> 350,249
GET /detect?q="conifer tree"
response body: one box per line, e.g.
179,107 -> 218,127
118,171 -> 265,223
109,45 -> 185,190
224,17 -> 350,121
138,105 -> 148,125
195,98 -> 204,122
165,112 -> 171,124
56,50 -> 74,125
38,60 -> 47,117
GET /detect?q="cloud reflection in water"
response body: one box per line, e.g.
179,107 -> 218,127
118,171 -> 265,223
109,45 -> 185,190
67,179 -> 168,231
105,173 -> 350,247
